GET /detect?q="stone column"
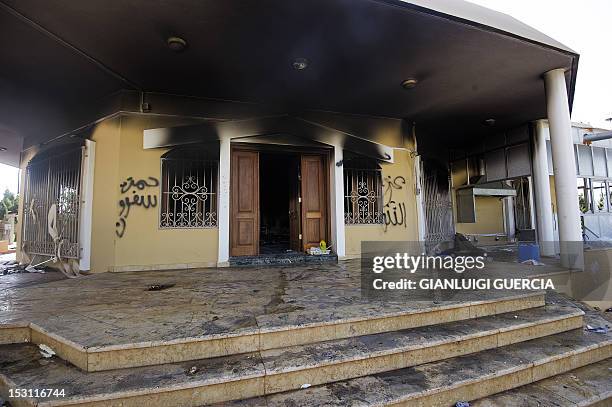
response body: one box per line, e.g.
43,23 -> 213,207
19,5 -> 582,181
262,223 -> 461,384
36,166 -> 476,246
544,68 -> 583,268
217,136 -> 231,266
331,145 -> 346,258
532,120 -> 555,255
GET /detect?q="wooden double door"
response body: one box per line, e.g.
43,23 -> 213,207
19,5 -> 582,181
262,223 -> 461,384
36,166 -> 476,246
230,149 -> 328,257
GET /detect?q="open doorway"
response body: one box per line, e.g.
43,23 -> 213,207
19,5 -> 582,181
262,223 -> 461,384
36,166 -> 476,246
230,147 -> 329,258
259,152 -> 300,254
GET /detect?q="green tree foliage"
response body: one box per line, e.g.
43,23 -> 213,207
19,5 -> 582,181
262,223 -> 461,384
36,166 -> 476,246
0,189 -> 19,219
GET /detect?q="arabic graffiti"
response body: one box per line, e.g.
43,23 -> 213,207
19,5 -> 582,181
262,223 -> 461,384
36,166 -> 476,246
116,177 -> 159,238
383,175 -> 407,232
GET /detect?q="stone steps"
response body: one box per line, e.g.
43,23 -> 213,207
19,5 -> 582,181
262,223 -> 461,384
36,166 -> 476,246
0,305 -> 587,407
472,357 -> 611,406
0,292 -> 545,372
218,328 -> 611,407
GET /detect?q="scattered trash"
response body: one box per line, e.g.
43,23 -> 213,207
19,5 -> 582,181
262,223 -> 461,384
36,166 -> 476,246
513,315 -> 518,319
307,247 -> 330,255
39,344 -> 56,358
520,259 -> 545,266
188,366 -> 198,375
605,307 -> 612,313
147,283 -> 175,291
0,260 -> 47,276
25,265 -> 46,273
585,325 -> 609,334
300,383 -> 311,389
455,402 -> 470,407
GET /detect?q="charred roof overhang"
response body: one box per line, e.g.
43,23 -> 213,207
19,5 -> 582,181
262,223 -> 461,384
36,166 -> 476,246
143,115 -> 397,162
0,0 -> 578,166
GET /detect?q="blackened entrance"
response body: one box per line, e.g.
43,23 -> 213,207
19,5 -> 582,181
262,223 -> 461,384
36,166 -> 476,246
259,152 -> 300,254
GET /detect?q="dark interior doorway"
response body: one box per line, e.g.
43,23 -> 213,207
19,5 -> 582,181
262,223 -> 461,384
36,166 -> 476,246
259,152 -> 300,254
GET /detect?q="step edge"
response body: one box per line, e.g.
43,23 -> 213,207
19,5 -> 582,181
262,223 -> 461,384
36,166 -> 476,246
28,332 -> 612,407
261,311 -> 584,375
19,315 -> 591,406
83,292 -> 546,352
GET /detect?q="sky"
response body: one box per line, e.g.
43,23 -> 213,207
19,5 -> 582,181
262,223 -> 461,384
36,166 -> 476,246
0,164 -> 19,195
0,1 -> 610,195
468,0 -> 612,128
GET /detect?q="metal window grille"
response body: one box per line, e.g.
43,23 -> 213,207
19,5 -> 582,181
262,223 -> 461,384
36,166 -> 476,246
344,159 -> 383,224
160,151 -> 218,228
23,147 -> 82,259
422,161 -> 455,246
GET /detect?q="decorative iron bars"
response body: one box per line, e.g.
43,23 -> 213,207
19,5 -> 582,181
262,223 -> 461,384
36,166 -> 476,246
160,157 -> 218,228
513,177 -> 532,230
23,147 -> 82,259
422,162 -> 455,247
344,162 -> 383,225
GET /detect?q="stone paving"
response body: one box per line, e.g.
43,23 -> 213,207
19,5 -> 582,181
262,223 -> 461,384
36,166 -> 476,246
0,258 -> 570,350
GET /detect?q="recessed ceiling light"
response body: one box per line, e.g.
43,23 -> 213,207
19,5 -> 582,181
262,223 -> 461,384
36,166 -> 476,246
167,36 -> 187,52
292,58 -> 308,70
483,118 -> 496,126
401,78 -> 418,89
0,147 -> 7,151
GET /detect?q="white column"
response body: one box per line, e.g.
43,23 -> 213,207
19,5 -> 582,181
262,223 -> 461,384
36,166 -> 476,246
503,195 -> 515,241
217,136 -> 231,266
79,140 -> 96,271
331,145 -> 346,258
532,120 -> 555,255
544,68 -> 583,268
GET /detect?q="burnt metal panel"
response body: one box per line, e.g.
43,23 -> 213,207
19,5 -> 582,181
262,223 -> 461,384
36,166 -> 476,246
506,143 -> 531,178
485,148 -> 506,181
484,132 -> 506,151
506,125 -> 529,144
456,189 -> 476,223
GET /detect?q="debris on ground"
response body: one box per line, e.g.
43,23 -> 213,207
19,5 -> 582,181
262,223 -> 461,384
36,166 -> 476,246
188,366 -> 198,375
585,325 -> 610,334
520,259 -> 545,266
147,283 -> 175,291
1,260 -> 48,276
438,234 -> 486,257
300,383 -> 311,389
25,265 -> 46,273
455,402 -> 470,407
39,344 -> 56,358
605,307 -> 612,312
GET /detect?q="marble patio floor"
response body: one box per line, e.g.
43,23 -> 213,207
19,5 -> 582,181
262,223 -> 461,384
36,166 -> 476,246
0,258 -> 571,352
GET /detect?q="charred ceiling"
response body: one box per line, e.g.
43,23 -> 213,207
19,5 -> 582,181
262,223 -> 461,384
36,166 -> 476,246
0,0 -> 578,163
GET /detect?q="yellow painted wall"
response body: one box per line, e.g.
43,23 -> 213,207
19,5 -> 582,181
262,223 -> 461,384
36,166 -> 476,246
90,117 -> 121,272
17,114 -> 421,269
345,149 -> 419,257
455,196 -> 504,236
90,115 -> 218,272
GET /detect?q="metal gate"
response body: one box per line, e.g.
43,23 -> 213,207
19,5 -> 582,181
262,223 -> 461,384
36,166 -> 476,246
513,177 -> 532,230
422,161 -> 455,248
22,147 -> 83,259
